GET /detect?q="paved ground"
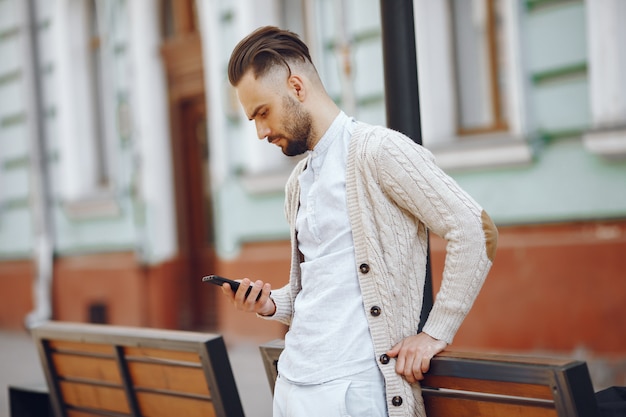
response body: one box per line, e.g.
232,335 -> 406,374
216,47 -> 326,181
0,329 -> 273,417
0,329 -> 44,417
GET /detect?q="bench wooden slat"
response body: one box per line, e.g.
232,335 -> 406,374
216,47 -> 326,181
422,375 -> 554,400
434,350 -> 574,367
49,340 -> 115,356
52,353 -> 122,384
424,395 -> 558,417
124,347 -> 202,364
66,409 -> 130,417
135,392 -> 217,417
127,362 -> 211,396
59,381 -> 130,414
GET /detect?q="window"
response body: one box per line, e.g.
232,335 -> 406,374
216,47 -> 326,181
583,1 -> 626,158
54,0 -> 118,216
451,0 -> 508,135
414,0 -> 532,170
87,0 -> 110,188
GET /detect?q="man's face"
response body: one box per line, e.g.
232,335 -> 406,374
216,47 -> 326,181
236,70 -> 313,156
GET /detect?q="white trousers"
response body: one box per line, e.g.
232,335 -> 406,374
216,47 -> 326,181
273,366 -> 388,417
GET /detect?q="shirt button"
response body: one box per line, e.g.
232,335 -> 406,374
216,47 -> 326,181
379,354 -> 390,364
359,263 -> 370,274
392,396 -> 403,407
370,306 -> 381,317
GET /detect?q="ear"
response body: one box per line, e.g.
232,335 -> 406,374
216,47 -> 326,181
288,74 -> 306,102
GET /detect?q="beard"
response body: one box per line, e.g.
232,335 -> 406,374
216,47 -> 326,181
269,95 -> 313,156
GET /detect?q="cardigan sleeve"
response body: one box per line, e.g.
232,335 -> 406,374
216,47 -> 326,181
368,127 -> 497,343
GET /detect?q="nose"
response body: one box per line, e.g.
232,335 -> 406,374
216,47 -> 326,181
255,120 -> 270,140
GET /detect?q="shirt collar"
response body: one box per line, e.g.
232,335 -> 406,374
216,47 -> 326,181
310,111 -> 350,157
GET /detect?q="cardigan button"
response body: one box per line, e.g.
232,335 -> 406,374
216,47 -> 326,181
359,263 -> 370,274
370,306 -> 381,317
392,396 -> 403,407
379,354 -> 390,365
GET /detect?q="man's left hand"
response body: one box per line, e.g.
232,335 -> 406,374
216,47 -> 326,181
386,333 -> 448,383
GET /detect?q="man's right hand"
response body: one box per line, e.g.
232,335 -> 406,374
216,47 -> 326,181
221,278 -> 275,316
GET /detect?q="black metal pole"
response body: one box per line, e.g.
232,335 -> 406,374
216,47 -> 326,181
379,0 -> 433,332
379,0 -> 422,143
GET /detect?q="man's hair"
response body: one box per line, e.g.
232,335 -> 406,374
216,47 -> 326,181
228,26 -> 313,87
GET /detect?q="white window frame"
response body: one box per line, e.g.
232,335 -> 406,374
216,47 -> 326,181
53,0 -> 119,217
583,0 -> 626,159
413,0 -> 533,171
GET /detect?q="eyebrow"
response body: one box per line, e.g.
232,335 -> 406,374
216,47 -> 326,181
248,105 -> 264,121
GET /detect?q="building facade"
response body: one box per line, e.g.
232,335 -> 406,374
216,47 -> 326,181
0,0 -> 625,387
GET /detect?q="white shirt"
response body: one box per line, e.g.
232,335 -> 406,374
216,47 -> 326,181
278,112 -> 376,384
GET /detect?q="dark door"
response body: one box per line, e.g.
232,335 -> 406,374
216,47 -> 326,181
178,96 -> 217,329
160,0 -> 216,330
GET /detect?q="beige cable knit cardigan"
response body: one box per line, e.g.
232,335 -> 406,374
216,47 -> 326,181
267,123 -> 497,417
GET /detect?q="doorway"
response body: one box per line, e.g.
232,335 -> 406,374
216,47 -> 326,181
178,96 -> 217,329
159,0 -> 216,329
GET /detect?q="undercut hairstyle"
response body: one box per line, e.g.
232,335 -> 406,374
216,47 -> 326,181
228,26 -> 314,87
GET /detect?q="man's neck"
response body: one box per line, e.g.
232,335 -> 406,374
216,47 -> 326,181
308,99 -> 342,150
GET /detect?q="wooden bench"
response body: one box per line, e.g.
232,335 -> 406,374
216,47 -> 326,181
259,339 -> 601,417
31,321 -> 244,417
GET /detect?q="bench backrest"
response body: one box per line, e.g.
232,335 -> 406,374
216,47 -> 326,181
32,321 -> 244,417
259,340 -> 600,417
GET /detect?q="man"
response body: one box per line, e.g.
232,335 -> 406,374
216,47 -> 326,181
221,26 -> 498,417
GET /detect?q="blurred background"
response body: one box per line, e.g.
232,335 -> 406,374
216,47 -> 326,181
0,0 -> 625,411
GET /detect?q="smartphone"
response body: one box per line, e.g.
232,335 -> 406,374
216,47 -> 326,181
202,275 -> 263,301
